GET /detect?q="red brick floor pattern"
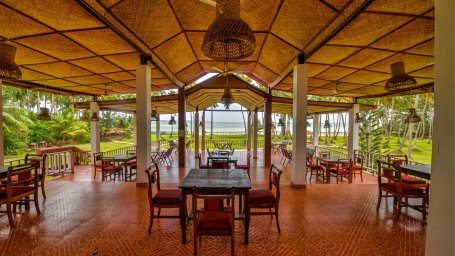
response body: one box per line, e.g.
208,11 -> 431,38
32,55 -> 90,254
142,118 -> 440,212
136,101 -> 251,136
0,151 -> 426,255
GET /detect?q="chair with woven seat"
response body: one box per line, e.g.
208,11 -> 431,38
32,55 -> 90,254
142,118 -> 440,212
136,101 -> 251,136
387,154 -> 427,185
236,153 -> 251,179
122,150 -> 137,181
192,187 -> 235,256
100,157 -> 123,181
145,163 -> 183,234
328,159 -> 352,184
24,154 -> 48,199
92,152 -> 103,179
376,160 -> 429,221
306,155 -> 325,182
208,157 -> 229,169
248,164 -> 282,232
0,164 -> 41,227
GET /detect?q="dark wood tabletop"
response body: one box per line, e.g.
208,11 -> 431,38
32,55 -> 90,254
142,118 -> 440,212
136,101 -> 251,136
110,154 -> 136,162
400,164 -> 431,180
0,165 -> 33,179
179,168 -> 251,245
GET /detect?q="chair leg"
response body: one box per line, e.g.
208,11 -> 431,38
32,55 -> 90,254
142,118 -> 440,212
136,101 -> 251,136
275,206 -> 281,233
6,202 -> 14,227
396,196 -> 402,220
231,232 -> 235,256
34,191 -> 41,215
269,208 -> 273,220
422,196 -> 427,221
148,205 -> 154,233
376,190 -> 382,209
360,171 -> 363,182
158,208 -> 161,217
41,179 -> 46,199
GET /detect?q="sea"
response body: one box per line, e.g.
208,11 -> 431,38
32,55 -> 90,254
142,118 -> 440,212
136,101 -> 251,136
155,121 -> 246,134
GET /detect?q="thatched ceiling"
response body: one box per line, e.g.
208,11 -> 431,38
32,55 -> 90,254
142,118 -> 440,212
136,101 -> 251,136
0,0 -> 434,98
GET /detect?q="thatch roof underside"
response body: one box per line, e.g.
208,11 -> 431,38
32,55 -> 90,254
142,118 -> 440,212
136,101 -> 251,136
74,75 -> 375,115
0,0 -> 434,99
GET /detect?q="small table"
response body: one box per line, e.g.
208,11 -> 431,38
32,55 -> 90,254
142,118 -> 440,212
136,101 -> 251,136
179,168 -> 251,245
317,156 -> 350,183
400,164 -> 431,180
111,154 -> 136,181
207,155 -> 238,168
0,165 -> 34,210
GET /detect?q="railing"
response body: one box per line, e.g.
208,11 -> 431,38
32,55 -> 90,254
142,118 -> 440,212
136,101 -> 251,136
3,158 -> 26,166
101,145 -> 137,157
316,146 -> 348,158
47,151 -> 74,176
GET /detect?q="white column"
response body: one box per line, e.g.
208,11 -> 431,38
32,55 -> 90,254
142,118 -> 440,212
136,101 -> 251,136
194,111 -> 199,157
313,114 -> 319,150
201,110 -> 206,150
347,104 -> 360,159
0,81 -> 3,164
291,62 -> 308,188
426,1 -> 455,255
132,114 -> 137,145
156,116 -> 161,150
90,101 -> 100,162
247,111 -> 252,150
253,109 -> 258,158
136,61 -> 151,185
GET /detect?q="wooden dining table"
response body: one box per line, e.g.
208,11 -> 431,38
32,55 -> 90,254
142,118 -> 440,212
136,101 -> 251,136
400,164 -> 431,180
179,168 -> 251,245
317,156 -> 351,183
111,154 -> 136,181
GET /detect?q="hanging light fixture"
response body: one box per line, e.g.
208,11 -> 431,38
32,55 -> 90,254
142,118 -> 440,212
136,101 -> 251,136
151,110 -> 159,121
324,119 -> 331,129
405,108 -> 421,123
90,112 -> 100,122
277,118 -> 285,126
80,111 -> 89,122
220,74 -> 233,109
355,113 -> 363,123
0,5 -> 22,79
168,115 -> 176,125
202,0 -> 255,60
37,88 -> 51,121
307,113 -> 313,119
385,61 -> 417,91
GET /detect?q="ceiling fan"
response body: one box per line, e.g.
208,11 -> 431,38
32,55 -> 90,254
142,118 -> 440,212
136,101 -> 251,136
212,61 -> 238,77
199,0 -> 217,7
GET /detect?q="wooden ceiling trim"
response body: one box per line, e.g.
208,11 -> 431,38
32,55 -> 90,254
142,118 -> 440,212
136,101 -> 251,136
75,0 -> 183,87
363,10 -> 434,20
319,0 -> 341,13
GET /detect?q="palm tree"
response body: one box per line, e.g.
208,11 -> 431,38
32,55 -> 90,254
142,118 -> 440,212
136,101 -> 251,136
49,109 -> 87,144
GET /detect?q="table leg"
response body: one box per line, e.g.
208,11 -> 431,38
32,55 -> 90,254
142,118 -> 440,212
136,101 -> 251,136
244,192 -> 249,245
181,191 -> 188,244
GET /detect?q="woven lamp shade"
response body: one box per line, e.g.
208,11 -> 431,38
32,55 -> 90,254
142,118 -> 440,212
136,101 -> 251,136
0,43 -> 22,79
37,107 -> 51,121
385,62 -> 417,91
405,108 -> 421,123
202,0 -> 255,60
220,88 -> 233,109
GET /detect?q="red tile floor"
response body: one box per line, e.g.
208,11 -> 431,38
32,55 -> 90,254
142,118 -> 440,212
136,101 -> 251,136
0,151 -> 426,255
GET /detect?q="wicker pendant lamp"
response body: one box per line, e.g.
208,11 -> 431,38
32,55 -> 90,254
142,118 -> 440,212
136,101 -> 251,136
151,110 -> 159,121
202,0 -> 255,60
277,118 -> 285,126
220,75 -> 234,109
355,113 -> 363,123
168,115 -> 176,125
0,42 -> 22,79
37,89 -> 51,121
385,62 -> 417,91
405,108 -> 421,123
324,119 -> 331,129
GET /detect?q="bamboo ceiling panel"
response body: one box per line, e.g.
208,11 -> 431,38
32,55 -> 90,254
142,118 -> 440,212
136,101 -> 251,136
176,62 -> 205,84
24,62 -> 93,78
367,0 -> 433,15
99,0 -> 122,8
409,66 -> 434,78
103,53 -> 146,71
306,45 -> 361,65
366,53 -> 433,73
0,5 -> 52,39
338,49 -> 395,69
69,57 -> 122,74
170,0 -> 214,30
101,72 -> 135,82
405,39 -> 434,56
258,35 -> 300,74
340,70 -> 388,84
12,43 -> 57,65
66,75 -> 114,86
151,69 -> 167,79
153,33 -> 197,73
38,79 -> 78,88
316,66 -> 357,81
64,29 -> 135,55
20,68 -> 55,81
251,63 -> 278,84
241,0 -> 281,31
1,0 -> 103,31
271,0 -> 336,49
110,0 -> 181,49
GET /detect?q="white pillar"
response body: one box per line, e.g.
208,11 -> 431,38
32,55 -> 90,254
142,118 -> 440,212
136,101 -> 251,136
194,111 -> 199,157
253,109 -> 258,158
132,114 -> 137,145
347,105 -> 360,159
156,116 -> 161,150
291,61 -> 308,188
247,111 -> 252,150
90,101 -> 100,162
201,110 -> 206,150
0,81 -> 3,164
313,114 -> 319,150
426,1 -> 455,255
136,60 -> 151,185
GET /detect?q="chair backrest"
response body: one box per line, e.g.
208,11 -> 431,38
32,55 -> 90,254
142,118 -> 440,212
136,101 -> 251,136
100,157 -> 115,170
268,164 -> 283,200
5,163 -> 39,191
93,152 -> 102,164
337,159 -> 352,170
319,152 -> 330,158
145,163 -> 161,198
192,187 -> 235,223
377,160 -> 400,184
354,154 -> 363,167
217,150 -> 230,156
306,154 -> 317,166
387,154 -> 408,166
198,153 -> 206,168
25,154 -> 47,176
207,148 -> 213,156
209,157 -> 229,169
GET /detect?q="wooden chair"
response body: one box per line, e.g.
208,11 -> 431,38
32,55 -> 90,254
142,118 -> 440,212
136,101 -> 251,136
192,187 -> 235,256
0,164 -> 41,227
145,163 -> 183,233
236,153 -> 251,179
208,157 -> 229,169
352,154 -> 364,182
123,150 -> 137,181
387,154 -> 427,185
100,157 -> 123,181
248,164 -> 282,232
376,160 -> 429,221
328,159 -> 352,184
306,155 -> 325,182
25,154 -> 48,199
92,152 -> 103,179
198,153 -> 209,169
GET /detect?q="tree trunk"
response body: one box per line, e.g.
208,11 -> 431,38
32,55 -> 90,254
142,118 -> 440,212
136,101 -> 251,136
190,112 -> 193,138
413,94 -> 428,148
285,114 -> 291,137
407,95 -> 420,159
210,108 -> 214,139
241,106 -> 247,138
428,107 -> 433,144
